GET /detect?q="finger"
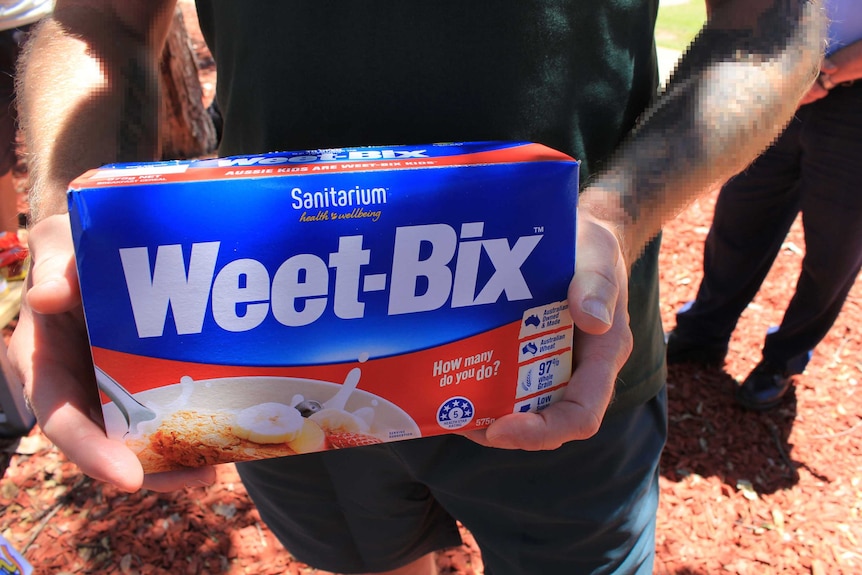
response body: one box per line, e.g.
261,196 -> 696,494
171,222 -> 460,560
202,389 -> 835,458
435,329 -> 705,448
13,215 -> 214,493
798,82 -> 829,106
820,57 -> 837,74
10,305 -> 147,492
482,395 -> 607,450
41,400 -> 147,492
482,263 -> 632,450
25,214 -> 80,315
143,466 -> 217,492
474,211 -> 631,450
481,329 -> 628,449
459,428 -> 490,446
568,215 -> 622,335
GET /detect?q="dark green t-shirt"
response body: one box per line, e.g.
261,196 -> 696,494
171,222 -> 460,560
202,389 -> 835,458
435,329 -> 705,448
195,0 -> 666,413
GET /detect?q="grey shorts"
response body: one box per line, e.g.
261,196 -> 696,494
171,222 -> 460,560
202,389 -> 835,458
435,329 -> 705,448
237,387 -> 667,575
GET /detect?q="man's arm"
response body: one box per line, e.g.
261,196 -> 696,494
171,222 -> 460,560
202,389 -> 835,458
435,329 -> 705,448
580,0 -> 825,265
18,0 -> 176,220
482,0 -> 826,449
11,0 -> 214,492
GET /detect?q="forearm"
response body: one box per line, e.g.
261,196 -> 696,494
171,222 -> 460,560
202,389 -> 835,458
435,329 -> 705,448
17,2 -> 175,221
580,0 -> 825,265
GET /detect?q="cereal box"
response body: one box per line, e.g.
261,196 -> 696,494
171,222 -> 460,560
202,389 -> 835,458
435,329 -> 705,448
67,141 -> 579,472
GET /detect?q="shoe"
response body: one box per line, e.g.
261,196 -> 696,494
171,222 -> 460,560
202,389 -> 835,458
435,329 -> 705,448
665,329 -> 728,367
734,360 -> 794,411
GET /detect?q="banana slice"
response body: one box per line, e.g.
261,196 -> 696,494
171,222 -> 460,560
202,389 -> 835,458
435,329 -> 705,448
234,402 -> 304,444
287,418 -> 327,454
309,408 -> 370,435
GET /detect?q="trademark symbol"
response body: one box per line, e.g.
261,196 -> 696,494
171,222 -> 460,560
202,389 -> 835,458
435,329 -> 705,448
533,226 -> 544,234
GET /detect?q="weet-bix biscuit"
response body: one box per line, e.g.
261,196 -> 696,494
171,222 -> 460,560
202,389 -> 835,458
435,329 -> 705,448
68,141 -> 579,473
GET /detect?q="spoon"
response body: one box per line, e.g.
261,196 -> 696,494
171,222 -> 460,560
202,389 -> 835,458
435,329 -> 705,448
95,366 -> 157,434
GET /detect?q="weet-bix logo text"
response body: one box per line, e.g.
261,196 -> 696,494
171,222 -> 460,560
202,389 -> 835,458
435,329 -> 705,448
119,222 -> 543,338
216,149 -> 429,167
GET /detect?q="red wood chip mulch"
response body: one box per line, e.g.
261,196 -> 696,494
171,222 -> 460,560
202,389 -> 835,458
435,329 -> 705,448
2,6 -> 860,573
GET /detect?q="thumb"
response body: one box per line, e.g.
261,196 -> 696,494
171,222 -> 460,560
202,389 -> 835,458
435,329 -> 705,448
568,214 -> 625,335
25,214 -> 81,315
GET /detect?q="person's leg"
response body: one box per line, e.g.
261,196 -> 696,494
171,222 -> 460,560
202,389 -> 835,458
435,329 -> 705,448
394,388 -> 668,575
236,441 -> 462,574
671,117 -> 807,359
238,388 -> 666,575
735,85 -> 862,410
761,83 -> 862,368
371,554 -> 435,575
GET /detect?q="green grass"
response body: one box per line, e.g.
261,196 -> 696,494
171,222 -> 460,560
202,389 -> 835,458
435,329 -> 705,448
655,0 -> 707,52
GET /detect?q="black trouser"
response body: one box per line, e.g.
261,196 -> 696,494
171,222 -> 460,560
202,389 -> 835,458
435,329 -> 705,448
675,81 -> 862,371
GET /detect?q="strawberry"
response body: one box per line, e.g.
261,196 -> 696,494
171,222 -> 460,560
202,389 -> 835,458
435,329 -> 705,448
327,432 -> 383,449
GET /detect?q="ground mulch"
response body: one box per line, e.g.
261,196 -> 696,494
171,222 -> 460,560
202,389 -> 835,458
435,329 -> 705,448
655,195 -> 861,575
1,5 -> 859,573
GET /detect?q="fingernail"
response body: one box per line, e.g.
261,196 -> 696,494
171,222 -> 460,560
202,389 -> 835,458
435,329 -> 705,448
582,298 -> 611,326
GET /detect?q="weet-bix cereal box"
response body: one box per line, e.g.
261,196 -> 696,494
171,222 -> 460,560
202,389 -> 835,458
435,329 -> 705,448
68,141 -> 578,473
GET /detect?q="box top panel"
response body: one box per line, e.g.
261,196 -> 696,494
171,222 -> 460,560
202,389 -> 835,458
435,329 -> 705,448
69,141 -> 577,190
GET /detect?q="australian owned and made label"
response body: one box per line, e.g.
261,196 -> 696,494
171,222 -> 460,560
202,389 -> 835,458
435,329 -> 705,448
68,141 -> 578,471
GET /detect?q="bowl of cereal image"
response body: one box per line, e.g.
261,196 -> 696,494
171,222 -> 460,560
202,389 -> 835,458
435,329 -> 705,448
100,368 -> 421,473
